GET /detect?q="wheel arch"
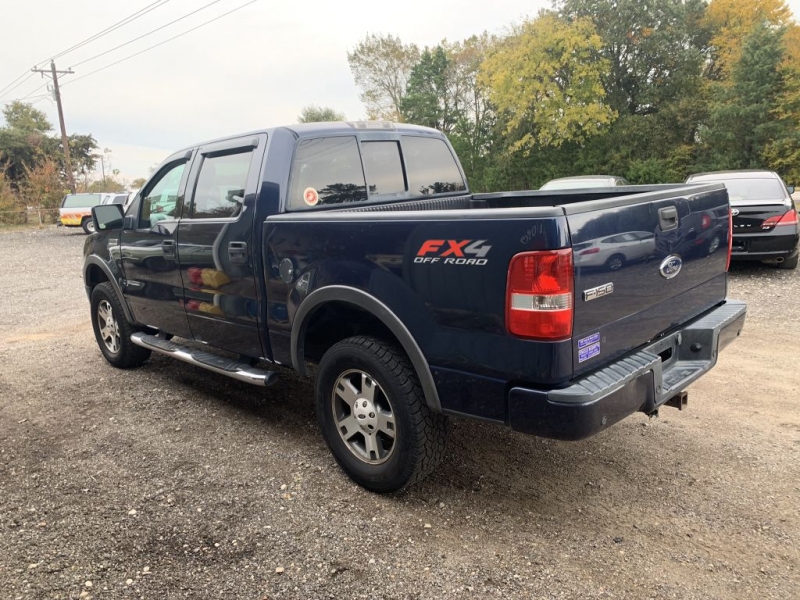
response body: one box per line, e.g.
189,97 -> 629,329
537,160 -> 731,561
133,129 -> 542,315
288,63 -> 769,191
84,256 -> 134,322
291,286 -> 442,413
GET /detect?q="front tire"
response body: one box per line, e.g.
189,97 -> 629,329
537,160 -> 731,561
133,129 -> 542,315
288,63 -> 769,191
82,218 -> 96,234
316,336 -> 448,493
91,282 -> 151,368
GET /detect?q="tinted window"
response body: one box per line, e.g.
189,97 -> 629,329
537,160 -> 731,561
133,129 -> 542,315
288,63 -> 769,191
361,141 -> 405,195
289,137 -> 367,209
62,194 -> 103,208
401,136 -> 465,196
191,151 -> 252,219
141,161 -> 186,228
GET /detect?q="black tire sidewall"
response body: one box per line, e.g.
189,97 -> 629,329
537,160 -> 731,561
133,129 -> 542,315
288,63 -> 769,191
316,341 -> 420,493
90,283 -> 149,368
82,218 -> 95,234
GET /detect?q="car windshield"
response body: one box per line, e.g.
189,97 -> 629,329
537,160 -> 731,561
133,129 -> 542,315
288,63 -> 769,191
62,194 -> 103,208
540,178 -> 612,190
690,178 -> 786,205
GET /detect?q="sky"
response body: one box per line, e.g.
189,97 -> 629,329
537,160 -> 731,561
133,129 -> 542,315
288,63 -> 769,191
0,0 -> 541,183
1,0 -> 799,184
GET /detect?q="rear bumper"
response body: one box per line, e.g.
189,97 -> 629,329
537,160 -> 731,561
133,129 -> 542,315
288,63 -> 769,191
731,228 -> 799,261
507,300 -> 747,440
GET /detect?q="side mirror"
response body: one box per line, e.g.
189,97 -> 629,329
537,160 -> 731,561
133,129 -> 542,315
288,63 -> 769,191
788,185 -> 795,195
92,203 -> 125,232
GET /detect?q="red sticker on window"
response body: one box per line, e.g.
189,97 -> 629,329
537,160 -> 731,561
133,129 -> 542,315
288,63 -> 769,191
303,187 -> 319,206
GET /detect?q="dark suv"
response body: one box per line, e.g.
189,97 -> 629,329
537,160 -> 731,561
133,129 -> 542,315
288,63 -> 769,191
686,170 -> 798,269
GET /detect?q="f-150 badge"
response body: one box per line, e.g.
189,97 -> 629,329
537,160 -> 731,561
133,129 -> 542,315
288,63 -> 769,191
583,282 -> 614,301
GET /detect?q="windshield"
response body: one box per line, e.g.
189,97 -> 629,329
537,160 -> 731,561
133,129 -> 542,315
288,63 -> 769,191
540,178 -> 613,190
61,194 -> 103,208
690,178 -> 787,205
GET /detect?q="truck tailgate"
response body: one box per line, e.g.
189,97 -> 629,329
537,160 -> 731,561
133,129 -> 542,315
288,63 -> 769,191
566,185 -> 730,375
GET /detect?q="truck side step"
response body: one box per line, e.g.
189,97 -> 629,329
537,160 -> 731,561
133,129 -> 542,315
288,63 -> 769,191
130,332 -> 278,387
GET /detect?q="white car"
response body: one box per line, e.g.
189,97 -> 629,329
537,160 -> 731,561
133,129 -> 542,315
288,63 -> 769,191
540,175 -> 630,190
574,231 -> 656,271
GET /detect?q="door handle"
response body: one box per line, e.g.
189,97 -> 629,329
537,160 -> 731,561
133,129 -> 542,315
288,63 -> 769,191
658,206 -> 678,231
228,241 -> 247,264
161,240 -> 176,256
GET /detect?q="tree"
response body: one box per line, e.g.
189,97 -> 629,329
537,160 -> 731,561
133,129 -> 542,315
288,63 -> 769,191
348,34 -> 420,120
2,101 -> 52,132
704,0 -> 791,77
701,21 -> 787,170
131,177 -> 147,189
479,12 -> 615,154
400,46 -> 460,133
297,105 -> 346,123
20,159 -> 65,209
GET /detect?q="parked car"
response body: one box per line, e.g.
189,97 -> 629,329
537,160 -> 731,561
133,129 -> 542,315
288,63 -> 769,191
686,170 -> 799,269
540,175 -> 630,190
59,193 -> 105,234
84,122 -> 746,492
100,192 -> 130,206
574,230 -> 656,271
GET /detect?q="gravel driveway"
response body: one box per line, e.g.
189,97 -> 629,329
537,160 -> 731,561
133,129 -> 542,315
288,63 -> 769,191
1,227 -> 798,599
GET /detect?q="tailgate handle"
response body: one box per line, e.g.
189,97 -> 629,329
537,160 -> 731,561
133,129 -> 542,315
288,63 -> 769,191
658,206 -> 679,231
228,241 -> 247,264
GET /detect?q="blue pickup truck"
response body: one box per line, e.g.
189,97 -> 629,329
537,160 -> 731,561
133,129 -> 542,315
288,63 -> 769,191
84,122 -> 746,492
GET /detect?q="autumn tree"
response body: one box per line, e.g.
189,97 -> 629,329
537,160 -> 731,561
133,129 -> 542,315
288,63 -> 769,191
20,159 -> 65,209
297,105 -> 346,123
347,34 -> 420,120
705,0 -> 792,77
480,12 -> 614,154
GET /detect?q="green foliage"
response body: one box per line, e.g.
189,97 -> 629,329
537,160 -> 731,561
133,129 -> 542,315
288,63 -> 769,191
0,101 -> 98,194
480,13 -> 615,153
701,21 -> 787,170
347,34 -> 420,120
298,105 -> 346,123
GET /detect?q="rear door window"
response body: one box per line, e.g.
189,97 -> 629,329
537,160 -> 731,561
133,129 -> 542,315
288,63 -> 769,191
401,136 -> 466,196
361,141 -> 406,196
289,137 -> 367,210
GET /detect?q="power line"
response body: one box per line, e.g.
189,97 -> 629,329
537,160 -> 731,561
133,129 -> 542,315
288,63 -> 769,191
62,0 -> 259,88
71,0 -> 225,69
0,72 -> 35,98
45,0 -> 173,65
0,2 -> 171,103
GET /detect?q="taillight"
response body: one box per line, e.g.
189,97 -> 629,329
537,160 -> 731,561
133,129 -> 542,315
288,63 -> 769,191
726,208 -> 733,271
701,214 -> 711,230
761,210 -> 798,229
506,249 -> 574,340
579,247 -> 600,255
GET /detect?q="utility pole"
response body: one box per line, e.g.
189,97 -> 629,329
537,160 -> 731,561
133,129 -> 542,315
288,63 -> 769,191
31,61 -> 76,193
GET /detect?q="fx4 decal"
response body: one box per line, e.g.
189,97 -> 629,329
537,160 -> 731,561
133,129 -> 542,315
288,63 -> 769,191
414,239 -> 492,265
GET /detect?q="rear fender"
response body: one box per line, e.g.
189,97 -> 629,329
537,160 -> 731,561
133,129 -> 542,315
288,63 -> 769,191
290,285 -> 442,413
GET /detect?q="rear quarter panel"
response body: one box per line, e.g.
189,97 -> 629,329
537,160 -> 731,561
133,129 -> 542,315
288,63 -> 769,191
264,210 -> 571,420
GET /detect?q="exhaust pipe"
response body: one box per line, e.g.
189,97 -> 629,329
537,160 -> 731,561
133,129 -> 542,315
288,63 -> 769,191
664,391 -> 688,410
775,257 -> 785,263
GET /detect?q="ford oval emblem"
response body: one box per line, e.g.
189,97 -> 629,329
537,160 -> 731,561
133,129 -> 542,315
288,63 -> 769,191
659,255 -> 683,279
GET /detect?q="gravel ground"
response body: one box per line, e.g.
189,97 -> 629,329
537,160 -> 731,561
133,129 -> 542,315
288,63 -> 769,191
1,226 -> 798,600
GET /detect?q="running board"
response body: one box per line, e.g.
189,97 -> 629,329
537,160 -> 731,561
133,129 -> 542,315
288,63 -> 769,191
130,332 -> 278,387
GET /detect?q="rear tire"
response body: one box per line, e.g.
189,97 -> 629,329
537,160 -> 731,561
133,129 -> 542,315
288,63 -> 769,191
91,282 -> 151,368
606,254 -> 625,271
82,218 -> 96,234
778,253 -> 798,270
316,336 -> 448,493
